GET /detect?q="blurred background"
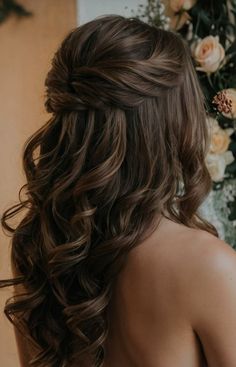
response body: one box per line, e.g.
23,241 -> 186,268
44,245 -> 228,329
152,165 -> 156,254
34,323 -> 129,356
0,2 -> 77,365
0,1 -> 236,366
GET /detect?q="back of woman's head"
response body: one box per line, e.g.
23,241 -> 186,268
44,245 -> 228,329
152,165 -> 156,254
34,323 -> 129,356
0,14 -> 217,367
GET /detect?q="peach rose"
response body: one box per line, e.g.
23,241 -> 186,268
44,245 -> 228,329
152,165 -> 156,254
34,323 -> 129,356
170,0 -> 197,12
206,151 -> 234,182
192,36 -> 225,73
207,117 -> 232,154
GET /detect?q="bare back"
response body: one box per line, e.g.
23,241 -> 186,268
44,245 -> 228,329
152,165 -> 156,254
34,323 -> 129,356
13,214 -> 236,367
103,215 -> 236,367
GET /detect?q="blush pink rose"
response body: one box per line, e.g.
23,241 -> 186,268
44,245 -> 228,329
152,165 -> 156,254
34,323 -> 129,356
192,36 -> 225,73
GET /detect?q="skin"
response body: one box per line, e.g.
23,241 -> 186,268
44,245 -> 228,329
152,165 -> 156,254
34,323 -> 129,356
103,215 -> 236,367
13,215 -> 236,367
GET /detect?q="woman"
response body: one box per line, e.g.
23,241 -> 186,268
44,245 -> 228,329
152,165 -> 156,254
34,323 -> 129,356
1,14 -> 236,367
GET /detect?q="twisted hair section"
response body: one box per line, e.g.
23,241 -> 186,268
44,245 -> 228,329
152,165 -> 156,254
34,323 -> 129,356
0,14 -> 218,367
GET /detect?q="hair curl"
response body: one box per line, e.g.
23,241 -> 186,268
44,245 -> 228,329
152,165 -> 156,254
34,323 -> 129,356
0,14 -> 218,367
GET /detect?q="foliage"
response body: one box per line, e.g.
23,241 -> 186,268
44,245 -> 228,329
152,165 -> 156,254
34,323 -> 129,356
133,0 -> 236,226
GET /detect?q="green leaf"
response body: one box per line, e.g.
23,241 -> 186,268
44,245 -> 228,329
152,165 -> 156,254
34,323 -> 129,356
225,160 -> 236,174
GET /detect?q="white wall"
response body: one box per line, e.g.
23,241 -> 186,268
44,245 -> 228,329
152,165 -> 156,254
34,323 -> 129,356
77,0 -> 146,25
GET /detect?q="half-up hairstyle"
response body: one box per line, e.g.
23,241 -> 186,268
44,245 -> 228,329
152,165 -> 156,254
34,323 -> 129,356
0,14 -> 218,367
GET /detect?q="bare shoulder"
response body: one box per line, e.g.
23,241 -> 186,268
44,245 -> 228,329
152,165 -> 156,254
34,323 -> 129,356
127,216 -> 236,278
116,217 -> 236,366
121,216 -> 236,316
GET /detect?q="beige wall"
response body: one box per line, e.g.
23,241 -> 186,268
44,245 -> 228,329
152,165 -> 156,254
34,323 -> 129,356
0,1 -> 77,365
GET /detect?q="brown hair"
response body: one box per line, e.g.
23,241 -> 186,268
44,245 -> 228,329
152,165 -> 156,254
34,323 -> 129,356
0,14 -> 217,367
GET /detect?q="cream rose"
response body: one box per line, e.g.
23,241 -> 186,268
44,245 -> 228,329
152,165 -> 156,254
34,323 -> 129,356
192,36 -> 225,73
170,0 -> 197,12
221,89 -> 236,119
206,117 -> 232,154
206,151 -> 234,182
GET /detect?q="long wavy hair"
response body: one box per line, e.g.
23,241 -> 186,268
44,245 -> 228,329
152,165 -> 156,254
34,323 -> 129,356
0,14 -> 218,367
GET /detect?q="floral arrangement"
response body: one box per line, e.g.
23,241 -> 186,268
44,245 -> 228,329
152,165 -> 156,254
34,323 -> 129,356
131,0 -> 236,246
